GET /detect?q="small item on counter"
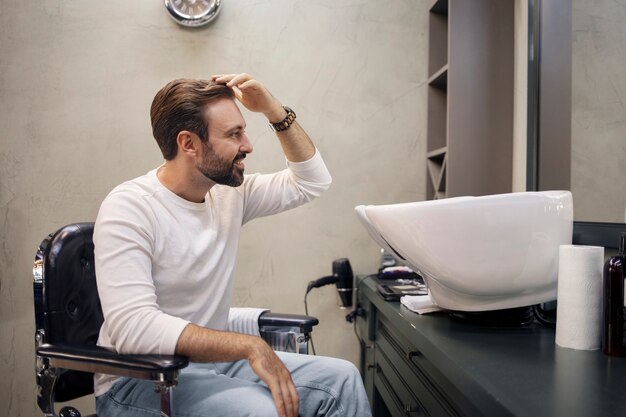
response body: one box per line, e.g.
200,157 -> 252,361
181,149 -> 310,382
377,280 -> 427,301
400,294 -> 442,315
602,233 -> 626,356
377,265 -> 422,281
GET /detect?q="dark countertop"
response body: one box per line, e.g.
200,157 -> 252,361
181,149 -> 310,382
358,275 -> 626,417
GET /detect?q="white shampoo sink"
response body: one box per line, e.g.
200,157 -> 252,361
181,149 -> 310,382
355,191 -> 573,311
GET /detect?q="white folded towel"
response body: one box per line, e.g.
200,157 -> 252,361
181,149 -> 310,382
227,307 -> 270,336
400,294 -> 443,314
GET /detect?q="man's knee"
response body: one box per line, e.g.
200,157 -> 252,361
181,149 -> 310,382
318,356 -> 359,374
297,355 -> 362,386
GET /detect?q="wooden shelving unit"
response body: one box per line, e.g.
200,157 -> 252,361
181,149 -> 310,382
426,0 -> 515,200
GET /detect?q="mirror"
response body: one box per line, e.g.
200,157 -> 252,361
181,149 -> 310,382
527,0 -> 626,248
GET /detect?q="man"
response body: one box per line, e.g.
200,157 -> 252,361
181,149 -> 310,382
93,73 -> 372,417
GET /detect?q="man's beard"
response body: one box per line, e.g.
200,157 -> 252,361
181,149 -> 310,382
197,142 -> 246,187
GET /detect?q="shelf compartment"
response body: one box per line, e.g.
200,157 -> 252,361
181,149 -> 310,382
427,86 -> 447,152
427,151 -> 447,200
428,0 -> 448,76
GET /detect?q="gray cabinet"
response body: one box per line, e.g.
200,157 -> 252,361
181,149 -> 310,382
426,0 -> 515,200
373,315 -> 462,416
358,277 -> 486,417
357,275 -> 626,417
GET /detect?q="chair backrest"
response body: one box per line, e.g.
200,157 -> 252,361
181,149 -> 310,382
33,222 -> 101,401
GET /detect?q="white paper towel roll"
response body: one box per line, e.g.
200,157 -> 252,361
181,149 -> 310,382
555,245 -> 605,350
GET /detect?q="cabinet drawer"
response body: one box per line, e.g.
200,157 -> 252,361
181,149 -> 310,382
377,318 -> 460,416
375,347 -> 424,416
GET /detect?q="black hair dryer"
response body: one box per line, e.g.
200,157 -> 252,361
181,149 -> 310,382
333,258 -> 354,309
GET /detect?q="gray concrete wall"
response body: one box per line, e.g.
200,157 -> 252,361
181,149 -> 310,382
572,0 -> 626,223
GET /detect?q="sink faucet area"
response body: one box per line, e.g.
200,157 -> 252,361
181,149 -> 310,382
355,191 -> 573,311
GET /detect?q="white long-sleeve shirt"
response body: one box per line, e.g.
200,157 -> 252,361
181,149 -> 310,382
93,150 -> 331,396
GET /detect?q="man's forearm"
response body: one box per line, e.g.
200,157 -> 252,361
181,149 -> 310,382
264,103 -> 315,163
175,322 -> 260,362
275,120 -> 316,163
175,322 -> 300,417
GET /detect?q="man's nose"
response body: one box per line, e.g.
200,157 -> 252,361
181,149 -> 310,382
240,133 -> 253,153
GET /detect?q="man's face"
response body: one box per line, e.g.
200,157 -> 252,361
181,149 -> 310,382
196,98 -> 252,187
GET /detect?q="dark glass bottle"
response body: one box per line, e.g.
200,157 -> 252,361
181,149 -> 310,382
602,233 -> 626,356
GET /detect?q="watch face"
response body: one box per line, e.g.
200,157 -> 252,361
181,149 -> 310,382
164,0 -> 222,27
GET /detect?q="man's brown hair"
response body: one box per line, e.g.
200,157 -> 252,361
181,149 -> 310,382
150,79 -> 234,160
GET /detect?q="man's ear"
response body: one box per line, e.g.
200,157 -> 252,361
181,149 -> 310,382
176,131 -> 200,157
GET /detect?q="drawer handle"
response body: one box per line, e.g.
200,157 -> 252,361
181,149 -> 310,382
406,349 -> 420,360
404,404 -> 420,415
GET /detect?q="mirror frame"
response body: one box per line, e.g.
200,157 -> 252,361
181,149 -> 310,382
526,0 -> 626,250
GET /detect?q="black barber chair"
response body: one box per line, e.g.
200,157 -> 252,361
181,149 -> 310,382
33,222 -> 318,417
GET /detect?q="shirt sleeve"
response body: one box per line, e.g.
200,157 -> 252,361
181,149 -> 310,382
241,148 -> 332,224
94,190 -> 190,355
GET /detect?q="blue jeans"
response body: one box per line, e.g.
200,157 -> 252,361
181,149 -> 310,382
96,351 -> 372,417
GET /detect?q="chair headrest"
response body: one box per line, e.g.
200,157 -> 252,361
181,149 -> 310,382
42,222 -> 102,346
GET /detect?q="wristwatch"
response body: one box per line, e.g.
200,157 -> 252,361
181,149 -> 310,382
269,106 -> 297,132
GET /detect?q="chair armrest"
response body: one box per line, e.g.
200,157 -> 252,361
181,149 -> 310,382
37,343 -> 189,381
258,312 -> 319,334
